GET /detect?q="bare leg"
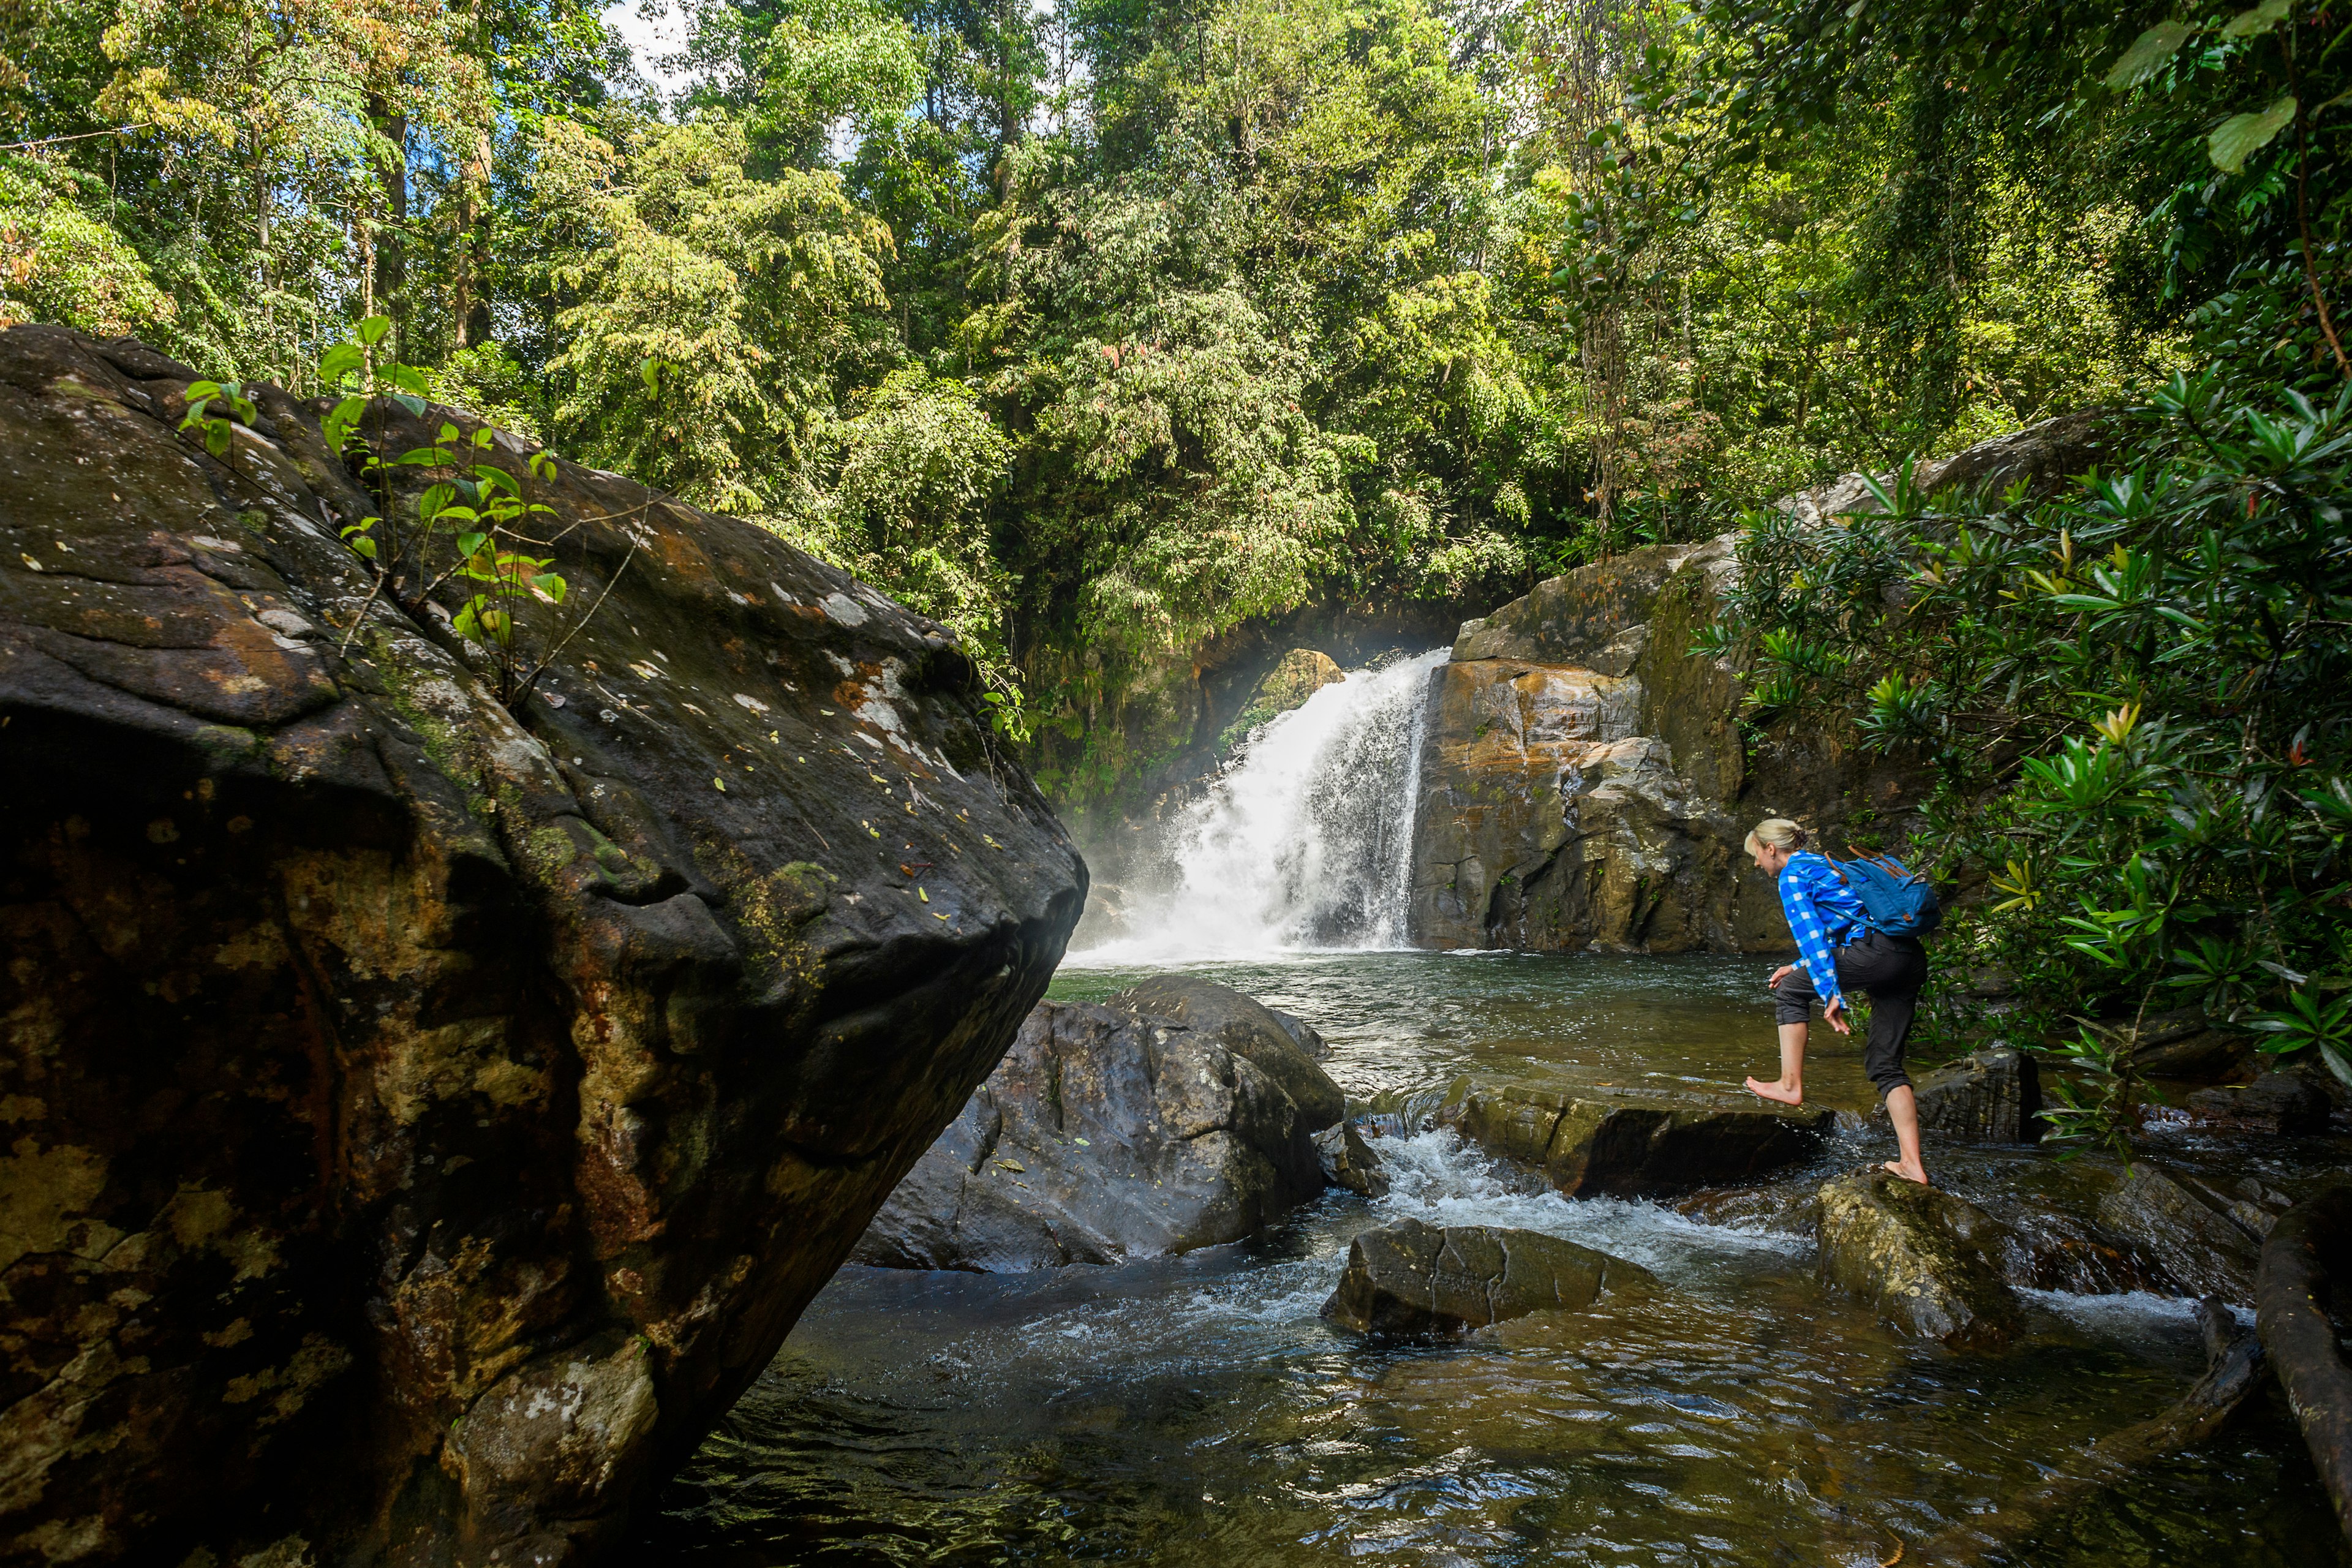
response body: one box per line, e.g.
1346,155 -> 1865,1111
1881,1085 -> 1929,1184
1745,1020 -> 1809,1106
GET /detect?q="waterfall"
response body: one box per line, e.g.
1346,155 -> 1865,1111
1077,648 -> 1447,961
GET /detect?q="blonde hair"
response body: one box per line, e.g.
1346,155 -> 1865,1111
1744,818 -> 1810,856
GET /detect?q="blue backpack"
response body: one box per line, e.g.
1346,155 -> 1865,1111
1831,853 -> 1942,937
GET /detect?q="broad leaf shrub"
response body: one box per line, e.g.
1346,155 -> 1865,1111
1700,372 -> 2352,1147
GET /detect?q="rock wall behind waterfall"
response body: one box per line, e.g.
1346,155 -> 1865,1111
0,327 -> 1085,1566
1407,412 -> 2116,954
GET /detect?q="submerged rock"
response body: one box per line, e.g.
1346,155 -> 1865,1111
1876,1046 -> 2040,1142
1316,1118 -> 1390,1197
2097,1163 -> 2263,1305
0,326 -> 1085,1565
1443,1078 -> 1831,1196
2185,1073 -> 2331,1136
852,997 -> 1333,1270
1105,975 -> 1347,1130
1321,1217 -> 1655,1334
1815,1171 -> 2024,1349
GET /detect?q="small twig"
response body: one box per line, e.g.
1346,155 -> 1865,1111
0,123 -> 151,153
335,567 -> 393,660
516,529 -> 641,705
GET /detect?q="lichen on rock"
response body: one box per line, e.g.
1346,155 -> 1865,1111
0,326 -> 1085,1566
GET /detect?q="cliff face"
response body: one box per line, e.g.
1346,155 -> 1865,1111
0,327 -> 1085,1566
1407,415 -> 2111,954
1407,537 -> 1764,952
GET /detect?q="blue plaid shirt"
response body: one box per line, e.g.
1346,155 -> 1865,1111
1778,853 -> 1869,1011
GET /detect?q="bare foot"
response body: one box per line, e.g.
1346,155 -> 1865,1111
1744,1076 -> 1804,1106
1882,1159 -> 1930,1186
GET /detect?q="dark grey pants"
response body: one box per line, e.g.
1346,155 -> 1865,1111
1773,930 -> 1929,1092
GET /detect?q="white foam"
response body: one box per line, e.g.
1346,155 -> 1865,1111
1074,650 -> 1446,963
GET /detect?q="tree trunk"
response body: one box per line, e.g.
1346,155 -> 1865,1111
2258,1180 -> 2352,1550
453,126 -> 494,349
367,95 -> 409,326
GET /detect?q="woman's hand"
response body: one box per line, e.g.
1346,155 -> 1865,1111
1768,965 -> 1796,987
1824,1000 -> 1852,1035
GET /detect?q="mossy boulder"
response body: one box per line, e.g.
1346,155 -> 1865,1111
1442,1077 -> 1832,1196
1218,647 -> 1345,752
1321,1216 -> 1656,1334
1816,1170 -> 2024,1349
0,326 -> 1085,1565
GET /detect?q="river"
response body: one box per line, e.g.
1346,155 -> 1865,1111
643,952 -> 2338,1566
644,658 -> 2341,1566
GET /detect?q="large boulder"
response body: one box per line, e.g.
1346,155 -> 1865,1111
1442,1078 -> 1832,1196
1874,1045 -> 2040,1142
1104,975 -> 1346,1129
851,997 -> 1332,1270
1777,409 -> 2121,527
0,327 -> 1085,1566
1816,1171 -> 2024,1349
2098,1162 -> 2264,1305
1321,1217 -> 1656,1334
1409,541 -> 1758,954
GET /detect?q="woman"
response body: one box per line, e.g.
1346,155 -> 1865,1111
1741,818 -> 1931,1185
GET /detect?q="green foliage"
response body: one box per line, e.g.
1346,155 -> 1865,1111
1711,373 -> 2352,1137
314,315 -> 580,707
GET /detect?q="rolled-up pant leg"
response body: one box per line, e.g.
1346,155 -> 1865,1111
1770,933 -> 1929,1093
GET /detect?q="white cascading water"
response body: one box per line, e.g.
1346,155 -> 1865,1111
1078,648 -> 1447,962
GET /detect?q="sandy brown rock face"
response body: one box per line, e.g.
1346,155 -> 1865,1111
0,327 -> 1084,1566
1408,540 -> 1762,953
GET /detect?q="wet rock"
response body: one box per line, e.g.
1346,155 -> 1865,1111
0,326 -> 1084,1565
1321,1217 -> 1655,1334
1267,1003 -> 1333,1061
1219,647 -> 1345,752
1316,1118 -> 1390,1197
851,999 -> 1330,1270
1875,1046 -> 2040,1142
1815,1171 -> 2024,1349
2097,1163 -> 2263,1305
1442,1078 -> 1832,1197
1104,975 -> 1346,1130
2185,1073 -> 2331,1136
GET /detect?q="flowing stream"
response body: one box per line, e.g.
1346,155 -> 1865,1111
1080,649 -> 1447,962
646,953 -> 2344,1567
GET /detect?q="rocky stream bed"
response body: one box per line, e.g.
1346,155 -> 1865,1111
641,952 -> 2351,1566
